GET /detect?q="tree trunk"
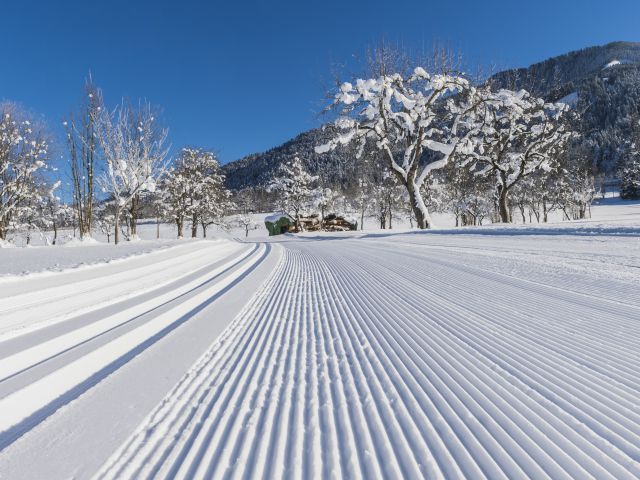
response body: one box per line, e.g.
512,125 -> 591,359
497,186 -> 510,223
156,217 -> 160,239
176,217 -> 183,238
191,214 -> 198,238
129,195 -> 139,237
114,207 -> 121,245
405,180 -> 429,229
295,211 -> 302,232
201,223 -> 207,238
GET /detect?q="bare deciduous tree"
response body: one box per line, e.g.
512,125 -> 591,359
64,77 -> 100,239
94,99 -> 169,244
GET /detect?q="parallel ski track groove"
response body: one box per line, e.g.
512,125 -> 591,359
97,238 -> 640,480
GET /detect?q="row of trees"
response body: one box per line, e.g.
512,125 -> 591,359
4,56 -> 636,242
620,119 -> 640,199
1,79 -> 237,245
315,63 -> 588,229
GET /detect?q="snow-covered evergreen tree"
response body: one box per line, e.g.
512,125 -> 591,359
269,155 -> 318,232
620,120 -> 640,199
620,157 -> 640,199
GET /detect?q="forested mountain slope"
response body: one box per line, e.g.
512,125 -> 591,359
223,41 -> 640,188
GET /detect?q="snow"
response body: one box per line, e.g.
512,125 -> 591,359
97,224 -> 640,479
558,91 -> 578,106
264,212 -> 292,223
59,236 -> 101,247
603,59 -> 622,69
0,239 -> 16,249
0,244 -> 264,438
0,200 -> 639,478
0,237 -> 185,278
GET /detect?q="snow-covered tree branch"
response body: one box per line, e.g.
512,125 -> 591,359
93,99 -> 169,243
159,148 -> 230,238
316,67 -> 482,228
0,104 -> 50,240
269,155 -> 318,232
459,89 -> 576,222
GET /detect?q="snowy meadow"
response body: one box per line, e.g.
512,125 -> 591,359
1,24 -> 640,480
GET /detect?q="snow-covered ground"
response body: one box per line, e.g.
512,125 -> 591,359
0,199 -> 639,479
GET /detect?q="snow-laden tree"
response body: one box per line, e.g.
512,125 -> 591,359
158,168 -> 190,238
351,177 -> 372,231
198,184 -> 232,238
316,67 -> 481,229
95,202 -> 116,243
234,212 -> 257,238
269,155 -> 318,231
460,89 -> 575,223
94,100 -> 169,244
313,187 -> 341,222
231,188 -> 258,238
39,181 -> 73,245
620,157 -> 640,199
9,178 -> 59,245
620,120 -> 640,199
432,162 -> 494,226
159,148 -> 229,238
0,105 -> 50,240
192,152 -> 232,238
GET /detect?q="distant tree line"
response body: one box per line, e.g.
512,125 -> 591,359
0,77 -> 239,246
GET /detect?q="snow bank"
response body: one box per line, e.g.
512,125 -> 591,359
61,236 -> 101,248
0,239 -> 16,249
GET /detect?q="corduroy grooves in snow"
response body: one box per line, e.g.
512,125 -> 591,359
95,233 -> 640,480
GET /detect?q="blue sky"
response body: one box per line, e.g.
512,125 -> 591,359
2,0 -> 640,164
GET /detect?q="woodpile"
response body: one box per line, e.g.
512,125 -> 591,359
299,214 -> 322,232
322,214 -> 356,232
288,213 -> 356,233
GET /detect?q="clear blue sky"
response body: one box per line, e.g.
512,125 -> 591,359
2,0 -> 639,164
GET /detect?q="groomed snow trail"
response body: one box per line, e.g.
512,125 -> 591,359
98,233 -> 640,480
0,239 -> 279,471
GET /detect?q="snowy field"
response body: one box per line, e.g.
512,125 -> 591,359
0,199 -> 639,479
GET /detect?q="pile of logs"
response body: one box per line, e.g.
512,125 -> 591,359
297,214 -> 321,232
289,214 -> 356,233
322,214 -> 356,232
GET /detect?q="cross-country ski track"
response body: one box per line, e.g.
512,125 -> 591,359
1,232 -> 640,479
